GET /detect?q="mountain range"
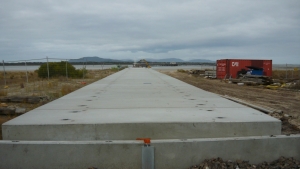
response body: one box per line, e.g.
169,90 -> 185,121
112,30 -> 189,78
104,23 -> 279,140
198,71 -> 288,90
69,56 -> 214,63
145,58 -> 214,63
69,56 -> 123,62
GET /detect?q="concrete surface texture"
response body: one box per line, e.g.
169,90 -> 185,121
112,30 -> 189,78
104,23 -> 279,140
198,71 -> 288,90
2,68 -> 281,140
2,68 -> 280,140
0,135 -> 299,169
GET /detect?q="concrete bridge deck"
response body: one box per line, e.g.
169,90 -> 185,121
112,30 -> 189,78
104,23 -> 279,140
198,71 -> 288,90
2,68 -> 280,141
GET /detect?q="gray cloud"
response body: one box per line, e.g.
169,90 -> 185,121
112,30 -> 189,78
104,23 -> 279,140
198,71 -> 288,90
0,0 -> 299,63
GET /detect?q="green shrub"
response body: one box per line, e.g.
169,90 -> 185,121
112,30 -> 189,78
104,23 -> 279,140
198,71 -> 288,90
111,67 -> 119,71
37,62 -> 86,78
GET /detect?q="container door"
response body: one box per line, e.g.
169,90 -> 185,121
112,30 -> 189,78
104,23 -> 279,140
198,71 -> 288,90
216,60 -> 227,79
263,60 -> 272,76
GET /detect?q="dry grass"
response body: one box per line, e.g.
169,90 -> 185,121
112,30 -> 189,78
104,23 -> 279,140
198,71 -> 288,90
272,70 -> 300,80
1,69 -> 117,97
61,84 -> 77,96
177,69 -> 187,73
0,71 -> 39,86
0,90 -> 7,96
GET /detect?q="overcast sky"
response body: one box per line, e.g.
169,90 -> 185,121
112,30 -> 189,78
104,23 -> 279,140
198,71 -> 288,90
0,0 -> 299,63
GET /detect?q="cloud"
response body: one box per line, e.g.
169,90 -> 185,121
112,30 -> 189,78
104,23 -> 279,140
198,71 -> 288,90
0,0 -> 299,63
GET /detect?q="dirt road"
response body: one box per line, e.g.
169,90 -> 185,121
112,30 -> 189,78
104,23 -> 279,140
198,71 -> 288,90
163,71 -> 300,134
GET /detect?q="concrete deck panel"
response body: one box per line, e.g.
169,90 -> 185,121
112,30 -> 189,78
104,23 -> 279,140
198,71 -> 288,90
2,68 -> 281,140
0,135 -> 299,169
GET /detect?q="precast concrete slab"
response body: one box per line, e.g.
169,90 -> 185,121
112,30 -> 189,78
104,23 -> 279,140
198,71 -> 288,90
2,68 -> 281,140
0,135 -> 299,169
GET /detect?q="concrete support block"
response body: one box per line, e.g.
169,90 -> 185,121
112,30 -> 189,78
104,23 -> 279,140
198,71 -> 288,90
0,135 -> 299,169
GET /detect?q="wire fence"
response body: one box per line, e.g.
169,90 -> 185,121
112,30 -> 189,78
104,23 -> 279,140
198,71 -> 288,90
272,64 -> 300,80
1,57 -> 90,86
1,59 -> 299,88
0,57 -> 124,115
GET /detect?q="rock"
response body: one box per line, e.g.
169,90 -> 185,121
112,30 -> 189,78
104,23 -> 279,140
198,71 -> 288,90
15,107 -> 26,114
274,110 -> 283,114
0,107 -> 16,115
0,97 -> 9,102
40,96 -> 50,101
10,96 -> 27,103
0,96 -> 41,104
236,160 -> 243,164
27,96 -> 40,104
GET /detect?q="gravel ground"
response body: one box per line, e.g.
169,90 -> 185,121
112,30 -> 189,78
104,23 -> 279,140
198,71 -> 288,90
188,157 -> 300,169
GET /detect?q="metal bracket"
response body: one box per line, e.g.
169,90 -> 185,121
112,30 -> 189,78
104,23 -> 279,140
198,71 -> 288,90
137,138 -> 154,169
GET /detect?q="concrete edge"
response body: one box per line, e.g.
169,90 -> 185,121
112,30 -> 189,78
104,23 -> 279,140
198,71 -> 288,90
1,134 -> 297,144
1,135 -> 299,169
2,121 -> 281,140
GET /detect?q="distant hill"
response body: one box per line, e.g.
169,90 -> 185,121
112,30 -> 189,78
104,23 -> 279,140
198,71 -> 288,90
145,58 -> 214,63
145,58 -> 185,62
189,59 -> 215,63
120,59 -> 134,62
69,56 -> 123,62
68,56 -> 214,63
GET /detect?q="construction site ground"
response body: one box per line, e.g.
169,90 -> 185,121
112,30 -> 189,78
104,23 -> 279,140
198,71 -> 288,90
162,70 -> 300,134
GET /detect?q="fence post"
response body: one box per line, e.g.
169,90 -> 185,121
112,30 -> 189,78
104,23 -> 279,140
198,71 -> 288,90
84,59 -> 87,79
286,63 -> 288,80
2,60 -> 6,86
82,60 -> 84,79
66,60 -> 68,81
46,56 -> 49,80
25,60 -> 29,83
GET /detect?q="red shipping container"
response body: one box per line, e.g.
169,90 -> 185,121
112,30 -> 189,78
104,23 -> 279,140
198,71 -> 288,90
216,59 -> 272,79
